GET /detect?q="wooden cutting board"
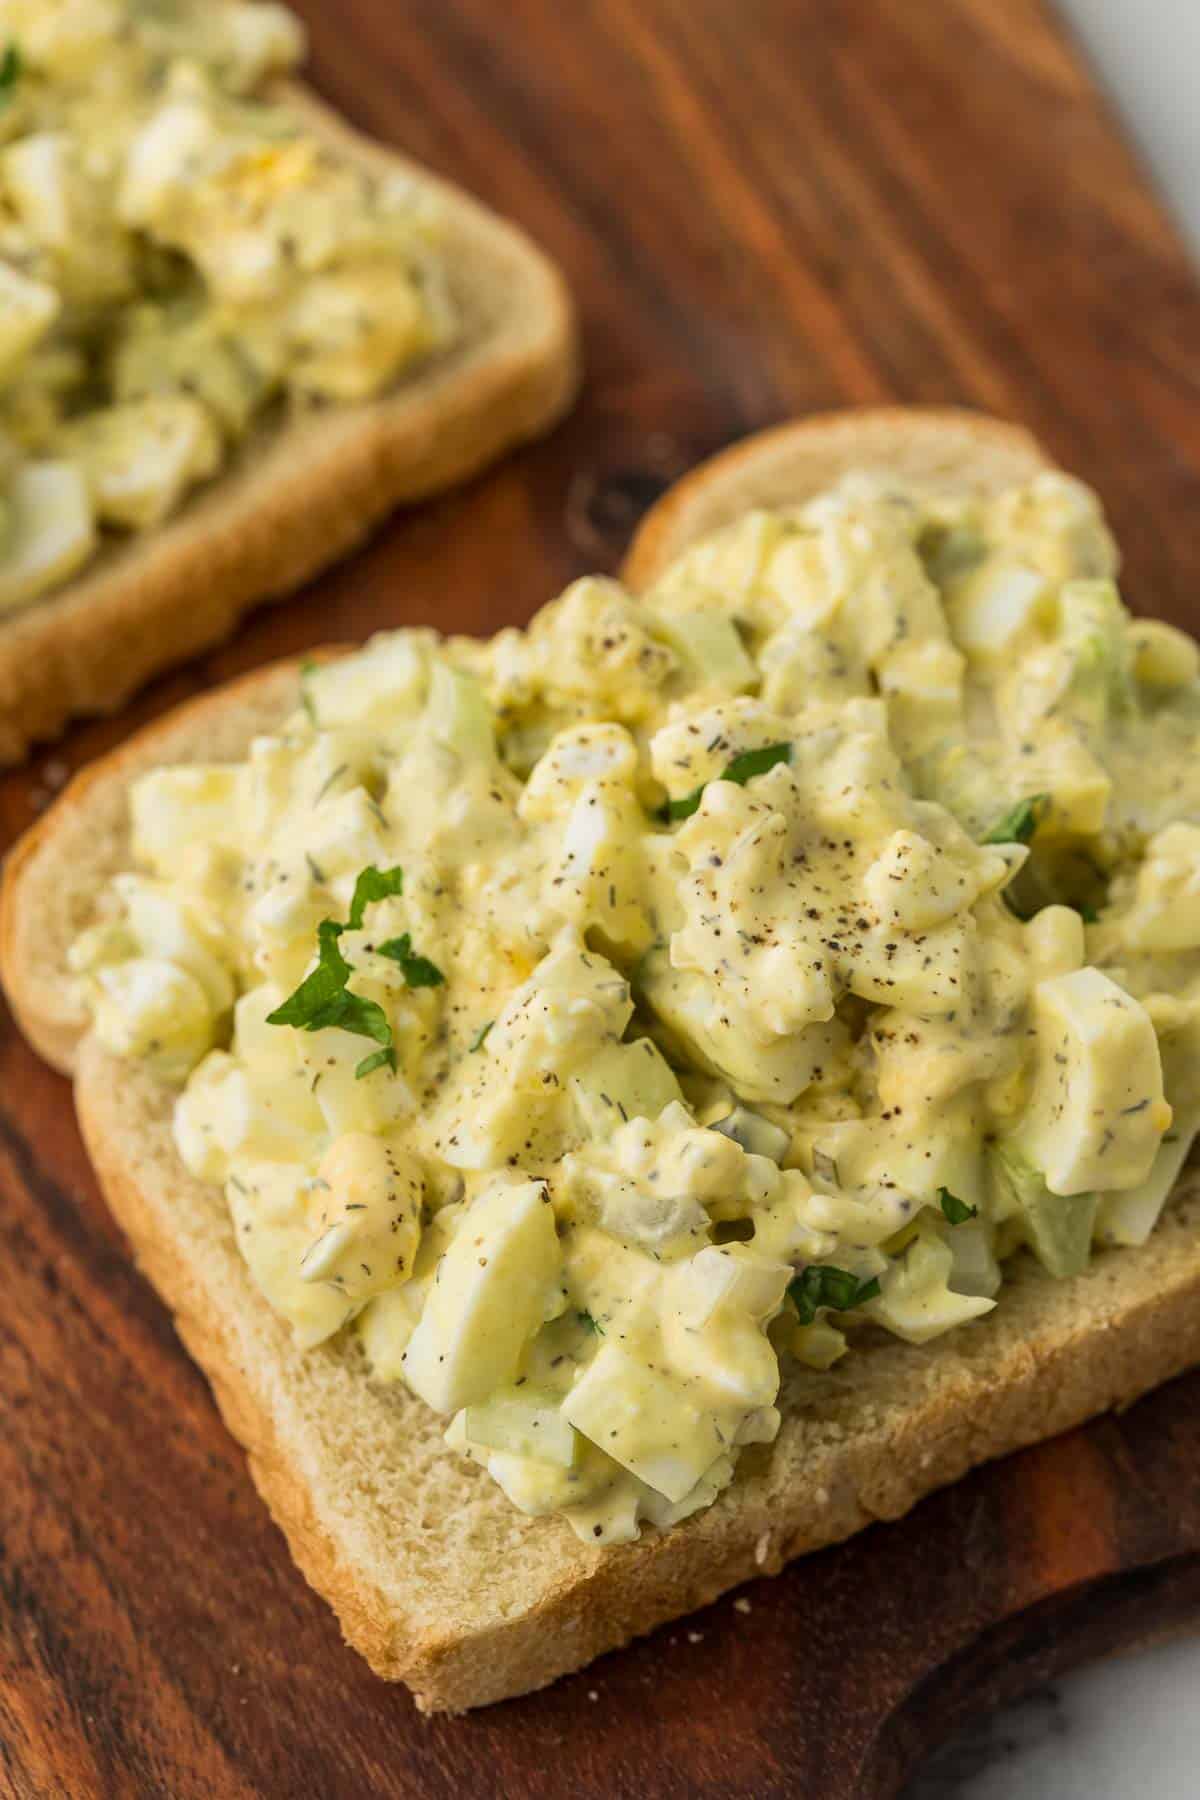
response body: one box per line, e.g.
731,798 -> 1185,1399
3,2 -> 1200,1794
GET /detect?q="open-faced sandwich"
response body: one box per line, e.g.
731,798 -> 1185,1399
5,409 -> 1199,1710
0,0 -> 576,759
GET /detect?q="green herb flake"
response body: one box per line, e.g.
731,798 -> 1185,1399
723,741 -> 793,785
578,1310 -> 605,1336
298,656 -> 320,726
789,1265 -> 881,1326
469,1019 -> 494,1053
0,43 -> 21,103
376,933 -> 444,989
660,740 -> 792,823
266,865 -> 424,1078
266,929 -> 394,1074
938,1186 -> 978,1225
982,794 -> 1048,846
347,864 -> 404,929
266,918 -> 352,1028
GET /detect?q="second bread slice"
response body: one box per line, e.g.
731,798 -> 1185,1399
0,85 -> 578,764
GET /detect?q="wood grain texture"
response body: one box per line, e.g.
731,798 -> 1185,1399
2,0 -> 1200,1793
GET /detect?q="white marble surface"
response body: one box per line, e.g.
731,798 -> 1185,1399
903,3 -> 1200,1791
1058,0 -> 1200,254
903,1635 -> 1200,1799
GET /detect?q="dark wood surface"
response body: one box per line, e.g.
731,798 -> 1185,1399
3,2 -> 1200,1795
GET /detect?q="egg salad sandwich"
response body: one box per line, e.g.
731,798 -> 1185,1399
0,0 -> 576,761
5,408 -> 1200,1711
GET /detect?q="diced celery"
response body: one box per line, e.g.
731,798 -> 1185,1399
463,1387 -> 578,1469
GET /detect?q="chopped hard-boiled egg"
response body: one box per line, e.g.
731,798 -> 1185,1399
0,0 -> 452,613
72,464 -> 1200,1543
0,460 -> 96,613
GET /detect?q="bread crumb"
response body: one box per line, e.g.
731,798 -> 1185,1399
587,1689 -> 599,1702
754,1532 -> 771,1565
734,1597 -> 752,1615
814,1485 -> 830,1506
687,1630 -> 703,1644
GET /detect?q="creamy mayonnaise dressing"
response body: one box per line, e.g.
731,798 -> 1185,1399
0,0 -> 453,611
72,469 -> 1200,1541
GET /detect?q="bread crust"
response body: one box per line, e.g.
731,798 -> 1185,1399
5,411 -> 1200,1713
0,84 -> 578,764
621,407 -> 1049,588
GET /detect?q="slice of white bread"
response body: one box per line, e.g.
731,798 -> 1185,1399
0,84 -> 578,766
4,409 -> 1200,1714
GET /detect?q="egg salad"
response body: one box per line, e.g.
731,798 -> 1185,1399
0,0 -> 453,613
71,469 -> 1200,1543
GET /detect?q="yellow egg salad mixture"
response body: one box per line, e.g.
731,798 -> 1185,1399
0,0 -> 453,612
73,469 -> 1200,1543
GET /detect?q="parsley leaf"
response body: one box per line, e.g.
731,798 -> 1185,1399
266,919 -> 351,1027
376,932 -> 444,988
469,1019 -> 494,1053
308,987 -> 393,1049
982,794 -> 1047,846
723,741 -> 793,785
938,1186 -> 978,1225
660,740 -> 792,823
266,923 -> 395,1074
578,1309 -> 605,1335
0,43 -> 21,103
789,1265 -> 881,1325
347,864 -> 404,929
267,865 -> 420,1078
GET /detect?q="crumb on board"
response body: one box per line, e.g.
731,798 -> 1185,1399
687,1630 -> 703,1644
734,1597 -> 752,1615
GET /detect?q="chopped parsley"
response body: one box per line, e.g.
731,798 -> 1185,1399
789,1265 -> 881,1325
938,1186 -> 978,1225
659,740 -> 792,823
469,1019 -> 495,1053
266,920 -> 395,1078
578,1310 -> 605,1335
267,864 -> 440,1076
377,933 -> 444,989
347,864 -> 404,929
982,794 -> 1047,846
